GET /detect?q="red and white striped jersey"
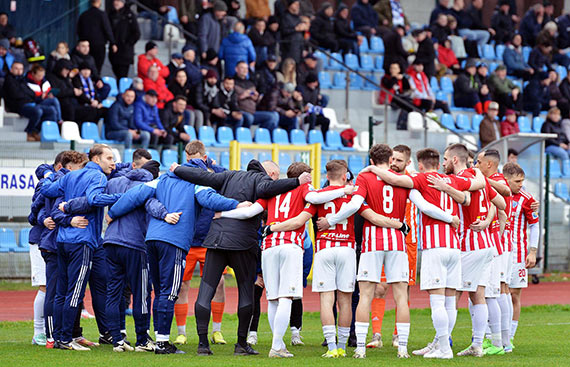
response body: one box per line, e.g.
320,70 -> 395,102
304,185 -> 367,252
354,171 -> 410,253
404,169 -> 419,245
259,183 -> 314,251
411,172 -> 471,250
489,172 -> 512,253
511,190 -> 539,263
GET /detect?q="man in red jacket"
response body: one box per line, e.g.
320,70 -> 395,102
137,41 -> 169,83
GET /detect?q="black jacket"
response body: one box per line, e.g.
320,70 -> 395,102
173,160 -> 300,250
415,38 -> 436,77
77,6 -> 116,46
523,78 -> 551,110
454,72 -> 480,99
560,78 -> 570,102
2,73 -> 36,112
280,11 -> 303,44
71,49 -> 101,82
491,10 -> 515,44
334,14 -> 357,40
247,28 -> 276,48
541,118 -> 569,147
430,23 -> 450,45
254,64 -> 278,96
108,6 -> 140,66
528,47 -> 552,73
382,27 -> 408,73
310,8 -> 336,46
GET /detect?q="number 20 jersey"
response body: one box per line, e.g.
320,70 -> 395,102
354,171 -> 410,253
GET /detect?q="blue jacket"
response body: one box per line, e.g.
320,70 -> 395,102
40,162 -> 122,249
0,52 -> 15,78
503,45 -> 530,75
519,9 -> 542,46
28,164 -> 53,244
219,32 -> 256,77
134,100 -> 164,133
107,162 -> 239,252
105,97 -> 135,134
184,60 -> 202,87
351,0 -> 379,30
302,230 -> 313,288
65,168 -> 167,252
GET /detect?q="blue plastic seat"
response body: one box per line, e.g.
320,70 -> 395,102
441,113 -> 455,130
272,128 -> 289,144
472,114 -> 484,133
308,129 -> 332,150
359,36 -> 369,53
359,54 -> 374,71
330,154 -> 346,161
344,53 -> 359,70
198,126 -> 217,146
123,148 -> 135,162
102,99 -> 114,108
455,114 -> 471,131
554,182 -> 569,200
206,151 -> 218,163
328,52 -> 344,70
258,151 -> 272,162
321,155 -> 327,173
489,62 -> 498,74
278,152 -> 292,172
349,72 -> 363,89
41,121 -> 68,143
362,74 -> 379,91
81,122 -> 118,144
241,151 -> 255,170
532,117 -> 544,133
326,130 -> 354,151
102,76 -> 118,97
14,241 -> 29,252
255,127 -> 272,144
119,77 -> 133,94
216,126 -> 234,147
374,56 -> 384,71
556,65 -> 567,80
235,127 -> 252,143
319,71 -> 332,89
148,149 -> 160,163
430,76 -> 440,93
483,44 -> 496,60
19,228 -> 31,247
290,129 -> 307,145
440,76 -> 453,93
518,116 -> 531,132
313,51 -> 328,67
161,149 -> 178,168
0,228 -> 17,252
220,151 -> 230,169
495,44 -> 506,61
370,36 -> 384,53
183,125 -> 197,141
348,155 -> 365,174
332,72 -> 346,89
523,46 -> 532,62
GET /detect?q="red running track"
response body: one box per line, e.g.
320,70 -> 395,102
2,281 -> 570,321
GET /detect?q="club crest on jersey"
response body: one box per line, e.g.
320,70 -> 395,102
319,281 -> 324,288
512,202 -> 518,208
532,212 -> 538,219
290,286 -> 296,292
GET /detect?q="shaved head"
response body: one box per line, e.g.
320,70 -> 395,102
262,160 -> 280,180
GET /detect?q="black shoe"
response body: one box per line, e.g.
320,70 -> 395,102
197,342 -> 213,356
348,335 -> 357,348
54,341 -> 72,350
321,338 -> 327,347
234,343 -> 259,356
121,333 -> 131,346
99,332 -> 113,345
155,341 -> 185,354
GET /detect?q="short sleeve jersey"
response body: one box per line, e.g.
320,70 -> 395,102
258,183 -> 313,251
511,190 -> 539,263
489,172 -> 512,252
354,171 -> 410,252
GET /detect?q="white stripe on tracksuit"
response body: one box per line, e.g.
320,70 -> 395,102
141,264 -> 149,314
70,248 -> 91,308
168,249 -> 184,301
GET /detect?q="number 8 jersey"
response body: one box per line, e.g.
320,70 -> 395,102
354,171 -> 410,253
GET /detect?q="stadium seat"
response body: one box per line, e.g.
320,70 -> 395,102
407,112 -> 424,131
278,152 -> 292,172
41,120 -> 68,143
495,44 -> 505,61
161,149 -> 178,168
471,114 -> 484,133
462,134 -> 478,150
370,36 -> 384,53
518,116 -> 531,132
455,114 -> 471,131
556,65 -> 567,80
290,129 -> 307,145
308,129 -> 331,150
254,127 -> 271,144
81,122 -> 118,144
554,182 -> 569,201
0,228 -> 17,252
220,151 -> 230,169
198,126 -> 216,146
19,228 -> 30,247
184,125 -> 197,141
483,44 -> 496,60
440,113 -> 455,130
326,130 -> 354,151
523,46 -> 531,62
319,71 -> 332,89
313,51 -> 328,67
61,121 -> 94,144
532,116 -> 544,133
119,77 -> 132,94
374,56 -> 384,71
236,127 -> 252,143
102,76 -> 118,97
348,155 -> 365,174
330,154 -> 346,162
328,52 -> 344,70
430,76 -> 440,93
241,151 -> 255,170
206,151 -> 218,163
123,148 -> 134,162
321,156 -> 327,173
489,62 -> 498,74
272,128 -> 289,144
320,178 -> 327,188
362,74 -> 379,91
102,99 -> 114,108
446,134 -> 461,146
258,151 -> 272,162
216,126 -> 234,147
148,149 -> 160,163
344,53 -> 359,70
332,72 -> 346,89
548,156 -> 562,178
349,72 -> 363,89
440,77 -> 453,93
563,161 -> 570,178
360,54 -> 374,71
359,36 -> 369,53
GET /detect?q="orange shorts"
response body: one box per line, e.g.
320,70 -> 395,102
378,243 -> 417,285
183,247 -> 207,281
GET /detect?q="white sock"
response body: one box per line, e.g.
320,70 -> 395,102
177,325 -> 186,336
396,322 -> 410,352
156,334 -> 169,342
267,300 -> 278,333
486,297 -> 502,347
271,298 -> 292,351
498,294 -> 511,346
337,326 -> 350,350
485,324 -> 492,340
468,298 -> 474,317
33,290 -> 45,336
510,320 -> 519,340
507,293 -> 513,325
212,322 -> 221,333
444,296 -> 457,337
323,325 -> 337,351
430,294 -> 450,352
249,331 -> 257,337
355,321 -> 369,350
472,304 -> 488,348
290,326 -> 300,336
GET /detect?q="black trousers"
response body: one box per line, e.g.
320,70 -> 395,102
250,284 -> 264,332
195,247 -> 257,344
111,64 -> 131,80
290,299 -> 303,329
90,43 -> 107,74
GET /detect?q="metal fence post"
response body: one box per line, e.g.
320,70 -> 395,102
544,154 -> 550,271
368,116 -> 373,150
344,71 -> 350,125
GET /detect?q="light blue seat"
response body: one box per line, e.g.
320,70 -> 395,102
236,127 -> 252,143
440,113 -> 455,130
258,151 -> 272,162
455,114 -> 471,131
370,36 -> 384,53
328,52 -> 344,70
430,76 -> 440,92
308,129 -> 332,150
332,72 -> 346,89
348,155 -> 365,173
41,121 -> 68,143
440,76 -> 453,93
349,72 -> 363,89
532,117 -> 544,133
319,71 -> 332,89
483,44 -> 496,60
102,76 -> 118,97
321,155 -> 327,173
359,36 -> 369,53
278,152 -> 292,172
489,62 -> 498,74
495,44 -> 505,61
523,46 -> 531,62
123,148 -> 135,162
0,228 -> 17,252
254,127 -> 271,144
360,54 -> 374,71
330,154 -> 346,161
344,53 -> 359,70
362,74 -> 379,91
290,129 -> 307,145
161,149 -> 178,168
272,128 -> 289,144
555,65 -> 567,80
326,130 -> 354,151
184,125 -> 197,141
206,151 -> 218,163
374,56 -> 384,71
148,149 -> 160,163
313,51 -> 328,67
518,116 -> 531,132
102,99 -> 114,108
81,122 -> 117,144
220,151 -> 230,169
241,151 -> 255,170
554,182 -> 569,200
216,126 -> 234,147
119,77 -> 133,94
547,156 -> 562,178
198,126 -> 216,146
472,114 -> 484,133
19,228 -> 31,247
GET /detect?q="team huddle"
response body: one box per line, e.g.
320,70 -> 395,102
26,140 -> 539,359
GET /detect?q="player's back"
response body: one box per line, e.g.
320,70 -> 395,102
511,189 -> 538,262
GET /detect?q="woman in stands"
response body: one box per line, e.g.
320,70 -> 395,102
46,42 -> 71,75
277,57 -> 297,87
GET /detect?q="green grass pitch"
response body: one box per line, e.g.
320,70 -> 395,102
1,305 -> 569,366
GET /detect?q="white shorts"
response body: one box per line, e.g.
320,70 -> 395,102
498,251 -> 511,284
312,247 -> 356,293
357,250 -> 408,284
262,244 -> 303,300
484,255 -> 501,298
420,247 -> 461,290
509,261 -> 528,289
459,248 -> 494,292
29,244 -> 46,287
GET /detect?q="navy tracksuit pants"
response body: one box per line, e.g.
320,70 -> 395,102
41,250 -> 58,340
89,246 -> 109,335
146,240 -> 186,338
104,244 -> 151,346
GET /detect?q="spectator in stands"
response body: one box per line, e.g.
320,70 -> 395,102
452,0 -> 489,47
137,0 -> 163,40
453,59 -> 485,114
182,45 -> 203,87
491,0 -> 515,45
412,28 -> 436,78
523,71 -> 555,117
500,109 -> 520,137
351,0 -> 380,39
300,72 -> 330,134
310,3 -> 338,52
71,62 -> 107,124
479,101 -> 501,148
297,53 -> 319,86
105,89 -> 149,148
26,64 -> 62,123
108,0 -> 141,79
131,76 -> 145,101
547,70 -> 570,117
431,13 -> 451,45
245,0 -> 271,19
536,21 -> 570,68
248,19 -> 276,65
266,16 -> 280,57
160,96 -> 193,144
275,0 -> 315,19
226,0 -> 242,19
144,64 -> 174,109
507,148 -> 518,163
278,57 -> 297,86
542,107 -> 570,175
446,15 -> 468,58
47,59 -> 81,122
46,42 -> 71,75
476,62 -> 491,104
178,0 -> 200,39
542,1 -> 554,24
0,12 -> 16,45
207,74 -> 243,128
198,1 -> 228,58
134,89 -> 171,147
374,0 -> 408,29
503,33 -> 534,80
70,40 -> 110,98
219,22 -> 256,77
234,61 -> 279,130
77,0 -> 116,73
334,3 -> 361,55
280,0 -> 308,64
255,54 -> 279,96
274,82 -> 303,132
408,60 -> 451,114
137,41 -> 169,83
488,64 -> 522,117
559,70 -> 570,106
380,62 -> 412,129
200,48 -> 222,80
168,69 -> 191,101
383,25 -> 408,74
2,61 -> 54,141
0,38 -> 15,86
556,13 -> 570,50
429,0 -> 451,26
167,67 -> 204,129
519,3 -> 544,46
166,53 -> 186,84
437,38 -> 459,75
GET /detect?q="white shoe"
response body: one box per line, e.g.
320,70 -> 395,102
113,341 -> 134,352
397,350 -> 410,358
353,348 -> 366,358
70,341 -> 90,351
247,332 -> 258,346
457,344 -> 483,357
412,341 -> 436,356
366,333 -> 383,348
291,333 -> 304,346
392,334 -> 399,348
424,348 -> 453,359
268,348 -> 294,358
135,340 -> 155,352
